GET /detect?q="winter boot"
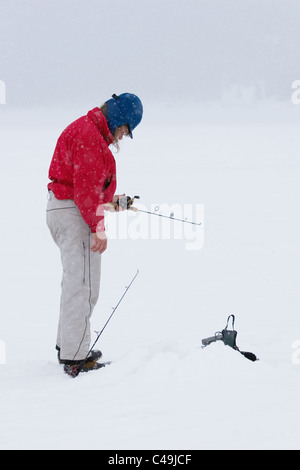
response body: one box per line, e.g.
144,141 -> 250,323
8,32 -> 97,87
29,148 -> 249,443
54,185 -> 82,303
56,345 -> 102,365
63,358 -> 107,377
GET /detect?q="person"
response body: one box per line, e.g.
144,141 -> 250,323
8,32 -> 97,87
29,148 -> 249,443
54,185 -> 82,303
46,93 -> 143,373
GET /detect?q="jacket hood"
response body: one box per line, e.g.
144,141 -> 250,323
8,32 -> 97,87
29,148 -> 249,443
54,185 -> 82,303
87,108 -> 114,145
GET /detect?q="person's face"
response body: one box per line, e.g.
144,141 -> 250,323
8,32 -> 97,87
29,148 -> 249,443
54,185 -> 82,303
114,125 -> 130,141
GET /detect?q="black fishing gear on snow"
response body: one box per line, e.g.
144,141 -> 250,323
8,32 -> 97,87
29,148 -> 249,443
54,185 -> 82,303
201,315 -> 258,362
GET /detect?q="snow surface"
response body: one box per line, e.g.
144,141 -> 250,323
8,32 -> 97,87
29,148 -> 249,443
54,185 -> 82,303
0,102 -> 299,450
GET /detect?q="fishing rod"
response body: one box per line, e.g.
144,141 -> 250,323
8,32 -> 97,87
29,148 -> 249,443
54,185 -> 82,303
65,270 -> 140,378
133,207 -> 201,226
106,196 -> 201,226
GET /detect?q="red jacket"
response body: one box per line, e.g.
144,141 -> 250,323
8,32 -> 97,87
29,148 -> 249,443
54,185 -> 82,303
48,108 -> 117,232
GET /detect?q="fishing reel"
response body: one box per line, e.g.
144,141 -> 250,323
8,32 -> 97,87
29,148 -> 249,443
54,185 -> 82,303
116,195 -> 140,210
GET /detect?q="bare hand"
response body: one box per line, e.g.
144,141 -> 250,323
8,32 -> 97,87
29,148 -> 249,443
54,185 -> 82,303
91,232 -> 107,254
112,193 -> 127,212
112,193 -> 125,204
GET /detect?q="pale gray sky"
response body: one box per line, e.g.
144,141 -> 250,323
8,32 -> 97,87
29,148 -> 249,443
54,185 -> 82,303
0,0 -> 299,106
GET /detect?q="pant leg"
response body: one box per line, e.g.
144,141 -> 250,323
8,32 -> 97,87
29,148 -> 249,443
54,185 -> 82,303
46,192 -> 101,361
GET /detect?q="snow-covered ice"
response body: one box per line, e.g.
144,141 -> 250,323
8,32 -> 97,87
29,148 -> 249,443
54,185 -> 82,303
0,102 -> 299,450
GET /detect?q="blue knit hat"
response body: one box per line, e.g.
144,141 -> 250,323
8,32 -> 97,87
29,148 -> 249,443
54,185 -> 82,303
105,93 -> 143,138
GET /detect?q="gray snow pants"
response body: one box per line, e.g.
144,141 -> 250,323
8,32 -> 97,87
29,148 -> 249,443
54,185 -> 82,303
46,191 -> 101,361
